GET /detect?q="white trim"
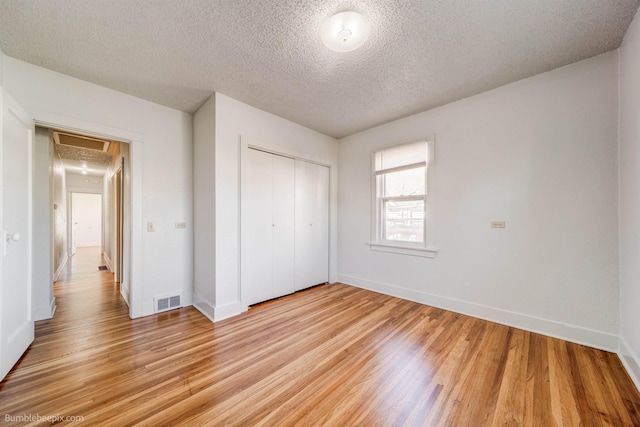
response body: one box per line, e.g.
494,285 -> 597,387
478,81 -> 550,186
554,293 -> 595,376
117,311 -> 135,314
245,141 -> 332,168
367,242 -> 438,258
128,138 -> 143,318
53,252 -> 68,281
103,252 -> 112,271
192,293 -> 215,322
32,112 -> 143,319
33,296 -> 56,321
120,282 -> 130,307
338,274 -> 619,352
193,296 -> 246,322
27,117 -> 33,322
214,300 -> 247,322
619,337 -> 640,393
49,297 -> 56,318
33,113 -> 143,143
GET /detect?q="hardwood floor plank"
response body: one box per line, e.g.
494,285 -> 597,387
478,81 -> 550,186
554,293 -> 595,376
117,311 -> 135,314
1,247 -> 639,426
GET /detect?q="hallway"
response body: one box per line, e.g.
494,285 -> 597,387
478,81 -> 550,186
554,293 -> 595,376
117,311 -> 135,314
54,247 -> 124,324
0,247 -> 207,424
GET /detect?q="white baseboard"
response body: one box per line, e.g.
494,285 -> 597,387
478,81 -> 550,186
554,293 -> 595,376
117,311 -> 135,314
338,274 -> 619,352
103,252 -> 112,271
214,301 -> 247,321
120,282 -> 130,307
53,253 -> 69,282
619,337 -> 640,393
193,293 -> 215,322
192,294 -> 247,323
33,297 -> 56,321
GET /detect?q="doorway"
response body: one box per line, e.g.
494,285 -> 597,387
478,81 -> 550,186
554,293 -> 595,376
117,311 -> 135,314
34,126 -> 132,314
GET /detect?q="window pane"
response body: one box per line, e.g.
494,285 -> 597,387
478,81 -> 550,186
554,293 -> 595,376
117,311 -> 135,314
383,167 -> 425,197
384,199 -> 424,242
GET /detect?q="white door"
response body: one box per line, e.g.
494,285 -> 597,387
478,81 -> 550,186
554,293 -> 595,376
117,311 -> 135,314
243,149 -> 295,306
271,154 -> 295,298
72,193 -> 102,247
0,90 -> 34,381
244,148 -> 274,305
294,160 -> 329,291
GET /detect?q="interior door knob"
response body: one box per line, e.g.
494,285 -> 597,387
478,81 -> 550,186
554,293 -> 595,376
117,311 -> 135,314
6,232 -> 19,242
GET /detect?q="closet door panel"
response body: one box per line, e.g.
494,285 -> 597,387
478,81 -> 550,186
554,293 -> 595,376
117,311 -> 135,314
245,149 -> 274,305
295,160 -> 329,290
271,155 -> 296,298
310,163 -> 329,284
294,160 -> 312,291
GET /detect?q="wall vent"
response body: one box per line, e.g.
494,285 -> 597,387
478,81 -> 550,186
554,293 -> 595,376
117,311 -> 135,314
154,293 -> 182,313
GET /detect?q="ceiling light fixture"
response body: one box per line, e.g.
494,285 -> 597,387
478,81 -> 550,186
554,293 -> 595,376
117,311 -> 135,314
321,11 -> 370,52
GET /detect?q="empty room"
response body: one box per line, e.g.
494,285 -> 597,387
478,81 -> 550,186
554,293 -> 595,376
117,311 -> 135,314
1,1 -> 640,425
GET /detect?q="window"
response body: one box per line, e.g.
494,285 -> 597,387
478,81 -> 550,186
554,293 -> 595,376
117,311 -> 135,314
369,139 -> 437,257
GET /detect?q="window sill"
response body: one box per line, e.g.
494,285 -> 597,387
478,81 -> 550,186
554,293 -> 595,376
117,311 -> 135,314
367,242 -> 438,258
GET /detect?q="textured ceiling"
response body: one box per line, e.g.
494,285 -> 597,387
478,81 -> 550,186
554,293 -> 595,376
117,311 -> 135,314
1,1 -> 638,138
55,144 -> 112,176
52,131 -> 116,176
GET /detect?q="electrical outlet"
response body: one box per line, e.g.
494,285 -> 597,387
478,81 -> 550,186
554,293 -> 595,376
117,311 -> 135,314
175,222 -> 187,229
491,221 -> 506,228
147,222 -> 156,232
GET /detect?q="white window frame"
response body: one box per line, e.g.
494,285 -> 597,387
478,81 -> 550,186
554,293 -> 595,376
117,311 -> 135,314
368,137 -> 438,258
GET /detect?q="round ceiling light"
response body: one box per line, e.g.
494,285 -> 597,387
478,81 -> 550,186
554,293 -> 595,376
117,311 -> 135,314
321,11 -> 370,52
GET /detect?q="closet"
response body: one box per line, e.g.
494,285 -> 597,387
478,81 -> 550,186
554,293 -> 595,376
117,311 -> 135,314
243,148 -> 329,306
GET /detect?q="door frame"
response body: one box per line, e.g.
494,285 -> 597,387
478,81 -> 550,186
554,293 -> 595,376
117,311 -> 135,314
34,113 -> 143,319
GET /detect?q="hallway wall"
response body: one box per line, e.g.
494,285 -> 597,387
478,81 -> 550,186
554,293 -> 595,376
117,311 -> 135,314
32,126 -> 54,320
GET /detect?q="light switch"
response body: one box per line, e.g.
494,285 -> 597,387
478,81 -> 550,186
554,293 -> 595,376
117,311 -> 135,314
491,221 -> 506,228
175,222 -> 186,229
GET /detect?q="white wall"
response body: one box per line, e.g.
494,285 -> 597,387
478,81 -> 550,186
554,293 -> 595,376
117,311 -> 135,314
338,52 -> 620,350
618,8 -> 640,389
193,95 -> 216,318
66,173 -> 104,194
32,126 -> 54,320
193,93 -> 338,320
3,56 -> 193,317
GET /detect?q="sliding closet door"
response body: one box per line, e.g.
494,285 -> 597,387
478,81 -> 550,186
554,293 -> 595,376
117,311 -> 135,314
295,160 -> 329,291
245,149 -> 274,305
244,148 -> 295,306
271,154 -> 295,298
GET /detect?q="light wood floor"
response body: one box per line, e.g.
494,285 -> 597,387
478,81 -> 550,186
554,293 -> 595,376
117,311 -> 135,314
1,248 -> 639,426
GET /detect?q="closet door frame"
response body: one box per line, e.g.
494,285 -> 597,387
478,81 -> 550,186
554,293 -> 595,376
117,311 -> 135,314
240,136 -> 331,309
